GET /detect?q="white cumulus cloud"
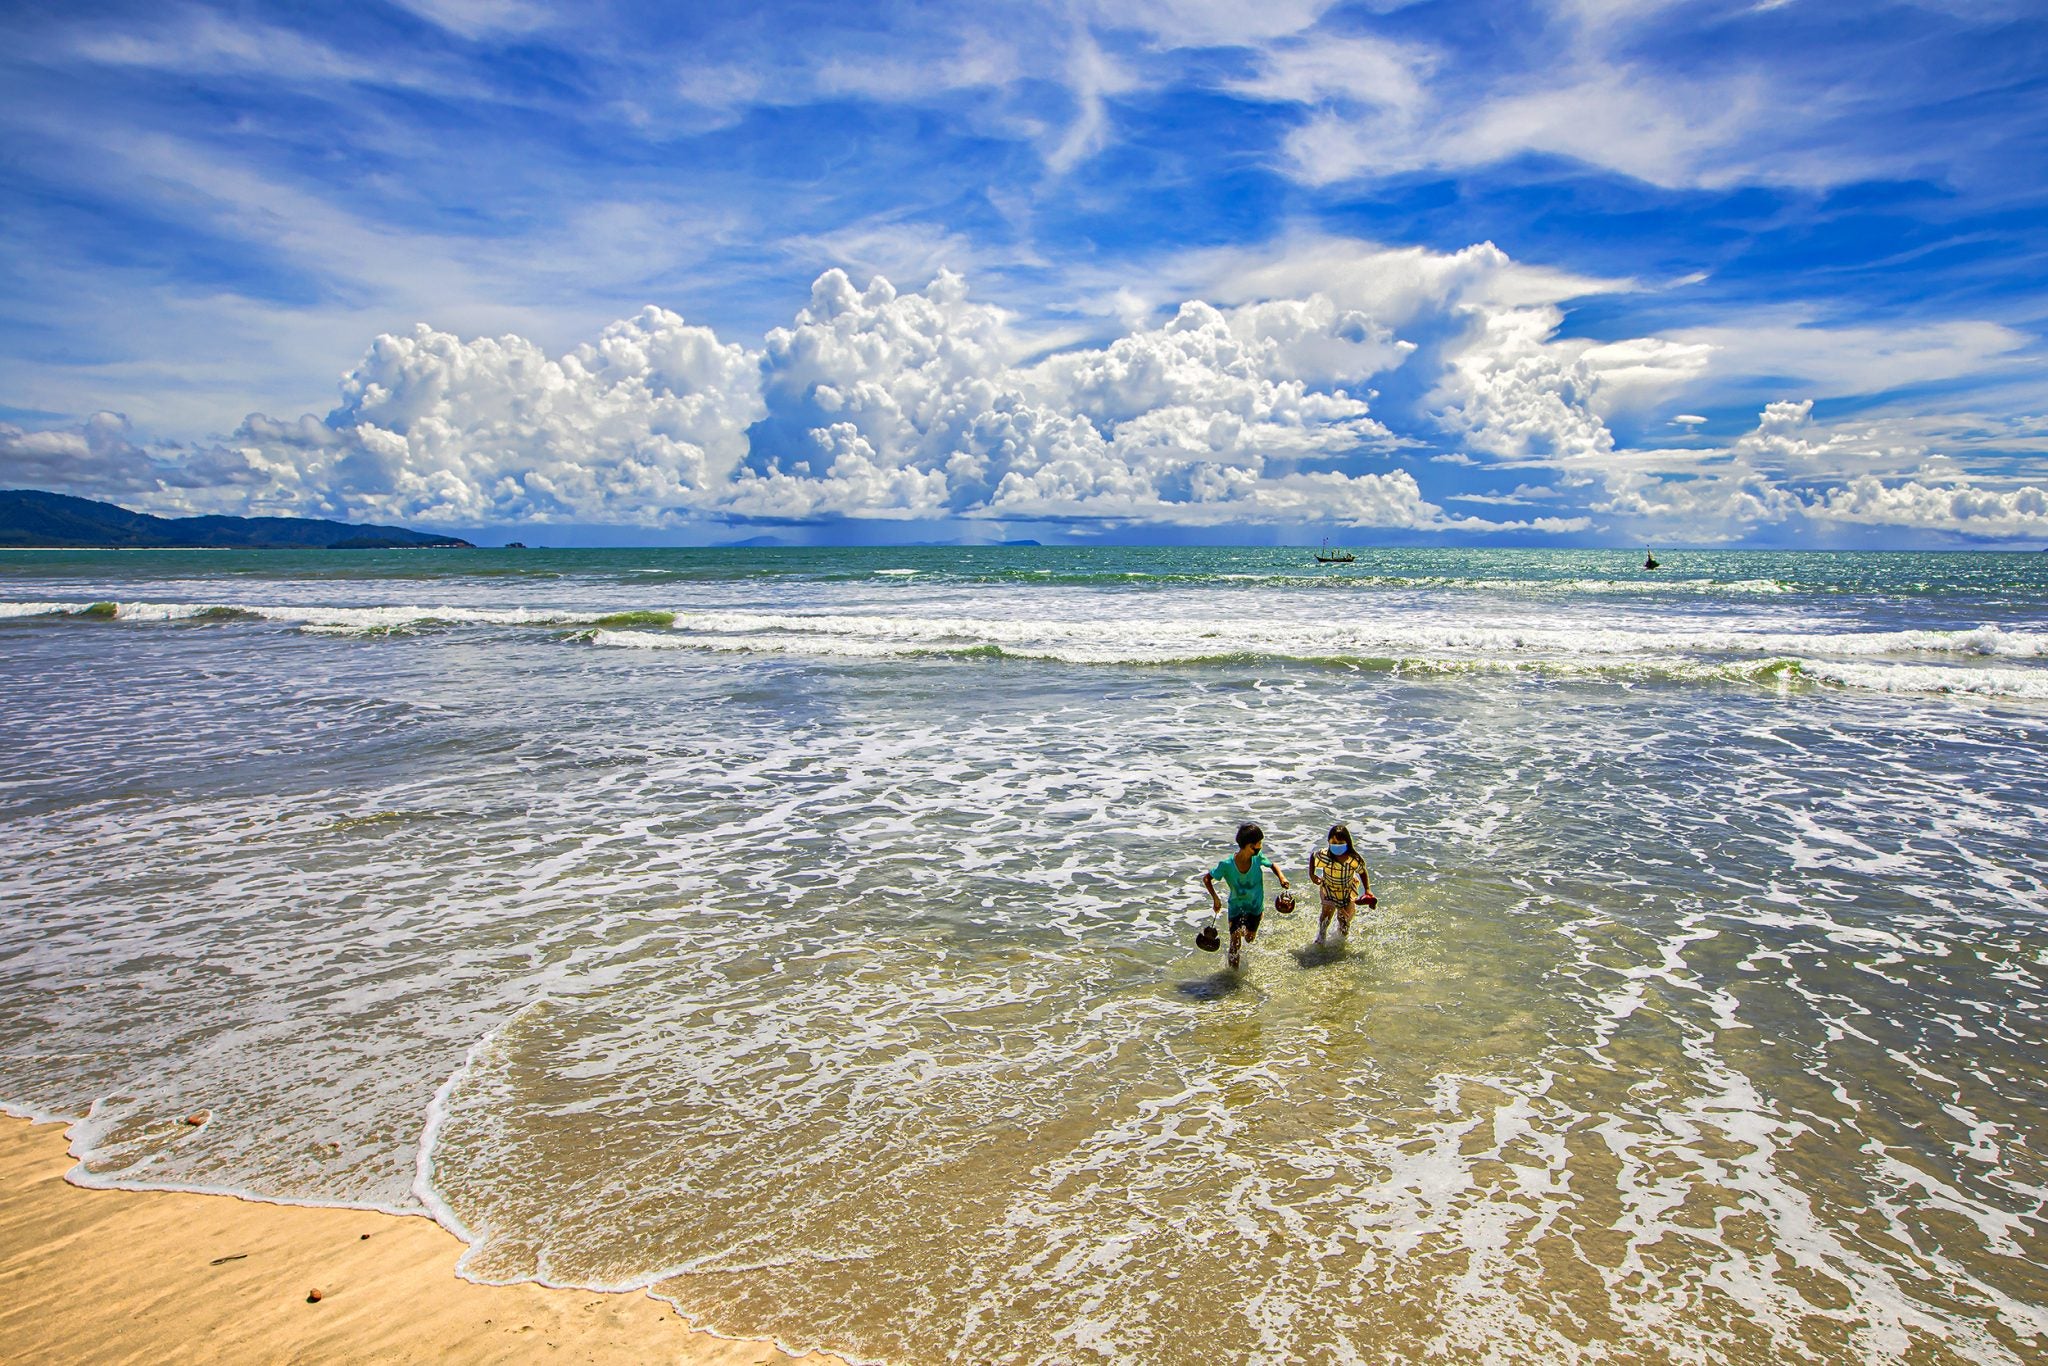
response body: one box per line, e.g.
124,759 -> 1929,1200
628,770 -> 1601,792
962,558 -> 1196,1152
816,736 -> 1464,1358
1805,476 -> 2048,537
7,240 -> 2039,545
224,306 -> 766,524
1434,305 -> 1615,463
734,269 -> 1419,523
71,262 -> 1450,530
1583,398 -> 2048,541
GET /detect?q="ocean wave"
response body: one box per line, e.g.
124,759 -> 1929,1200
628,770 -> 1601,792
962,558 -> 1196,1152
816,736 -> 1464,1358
577,565 -> 1806,594
0,598 -> 594,630
588,627 -> 2048,699
8,596 -> 2045,698
608,608 -> 2048,662
0,600 -> 107,619
1785,659 -> 2048,699
10,596 -> 2043,670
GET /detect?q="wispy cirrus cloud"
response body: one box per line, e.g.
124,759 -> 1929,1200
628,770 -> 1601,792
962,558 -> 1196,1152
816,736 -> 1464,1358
1666,316 -> 2033,397
1233,0 -> 2031,192
386,0 -> 556,40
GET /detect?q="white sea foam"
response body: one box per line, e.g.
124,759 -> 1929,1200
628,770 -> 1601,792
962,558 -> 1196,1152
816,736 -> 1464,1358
7,592 -> 2044,664
635,607 -> 2048,661
1365,573 -> 1794,597
6,550 -> 2047,1364
576,608 -> 2048,697
0,597 -> 597,630
1789,658 -> 2048,699
414,1018 -> 520,1247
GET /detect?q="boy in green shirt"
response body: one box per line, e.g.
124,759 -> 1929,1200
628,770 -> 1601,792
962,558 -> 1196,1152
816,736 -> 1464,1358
1204,822 -> 1291,970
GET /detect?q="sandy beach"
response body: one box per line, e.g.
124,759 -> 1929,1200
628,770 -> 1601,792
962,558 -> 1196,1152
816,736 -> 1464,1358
0,1117 -> 840,1365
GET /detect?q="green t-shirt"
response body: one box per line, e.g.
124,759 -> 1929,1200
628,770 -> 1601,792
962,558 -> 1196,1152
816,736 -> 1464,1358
1211,852 -> 1271,913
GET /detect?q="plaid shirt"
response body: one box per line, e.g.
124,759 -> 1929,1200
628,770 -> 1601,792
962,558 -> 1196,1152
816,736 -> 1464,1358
1313,851 -> 1368,904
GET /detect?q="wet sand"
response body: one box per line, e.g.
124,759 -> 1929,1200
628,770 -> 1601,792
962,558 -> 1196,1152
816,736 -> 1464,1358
0,1117 -> 843,1365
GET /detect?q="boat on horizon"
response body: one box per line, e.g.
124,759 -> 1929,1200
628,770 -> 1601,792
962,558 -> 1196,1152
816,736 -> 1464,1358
1316,538 -> 1356,564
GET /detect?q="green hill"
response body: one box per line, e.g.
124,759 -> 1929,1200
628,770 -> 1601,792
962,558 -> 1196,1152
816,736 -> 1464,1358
0,490 -> 473,549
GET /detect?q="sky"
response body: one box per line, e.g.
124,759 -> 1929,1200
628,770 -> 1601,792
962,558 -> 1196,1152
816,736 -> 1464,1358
1,0 -> 2045,547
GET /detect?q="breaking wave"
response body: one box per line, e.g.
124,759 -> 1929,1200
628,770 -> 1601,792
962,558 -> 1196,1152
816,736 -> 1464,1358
6,596 -> 2047,698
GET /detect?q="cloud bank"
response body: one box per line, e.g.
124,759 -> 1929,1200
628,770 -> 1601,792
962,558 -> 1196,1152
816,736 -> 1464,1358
4,239 -> 2042,543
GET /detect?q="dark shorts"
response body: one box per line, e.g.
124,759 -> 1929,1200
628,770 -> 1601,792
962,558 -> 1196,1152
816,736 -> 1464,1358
1229,909 -> 1263,936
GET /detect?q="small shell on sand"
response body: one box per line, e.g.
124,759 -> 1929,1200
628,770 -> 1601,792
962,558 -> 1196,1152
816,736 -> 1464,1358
307,1289 -> 323,1303
184,1112 -> 209,1127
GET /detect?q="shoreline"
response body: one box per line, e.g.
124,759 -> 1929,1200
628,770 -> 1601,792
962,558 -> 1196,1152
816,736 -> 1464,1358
0,1116 -> 844,1365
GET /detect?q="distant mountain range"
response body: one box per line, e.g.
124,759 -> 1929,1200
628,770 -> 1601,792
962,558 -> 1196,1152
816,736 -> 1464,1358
0,490 -> 473,550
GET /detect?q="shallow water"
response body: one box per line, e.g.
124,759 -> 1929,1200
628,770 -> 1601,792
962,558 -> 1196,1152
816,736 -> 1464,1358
1,546 -> 2045,1362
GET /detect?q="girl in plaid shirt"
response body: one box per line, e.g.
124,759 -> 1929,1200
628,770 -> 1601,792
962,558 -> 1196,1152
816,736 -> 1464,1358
1308,822 -> 1375,946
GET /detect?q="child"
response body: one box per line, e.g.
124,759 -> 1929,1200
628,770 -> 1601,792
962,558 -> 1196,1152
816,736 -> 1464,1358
1308,822 -> 1374,945
1203,822 -> 1290,970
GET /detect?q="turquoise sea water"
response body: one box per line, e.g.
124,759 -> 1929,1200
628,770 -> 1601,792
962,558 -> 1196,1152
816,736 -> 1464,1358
1,546 -> 2045,1362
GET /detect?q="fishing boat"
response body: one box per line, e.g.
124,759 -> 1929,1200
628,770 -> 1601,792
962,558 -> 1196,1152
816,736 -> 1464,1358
1316,538 -> 1356,564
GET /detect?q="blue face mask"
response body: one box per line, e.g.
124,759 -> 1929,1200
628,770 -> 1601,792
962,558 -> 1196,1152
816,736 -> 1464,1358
1328,842 -> 1349,857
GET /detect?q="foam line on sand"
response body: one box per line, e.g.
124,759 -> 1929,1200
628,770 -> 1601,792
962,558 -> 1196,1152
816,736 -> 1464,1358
0,1117 -> 844,1365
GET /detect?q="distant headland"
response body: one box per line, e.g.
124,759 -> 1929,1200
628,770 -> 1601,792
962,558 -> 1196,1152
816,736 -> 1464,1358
0,490 -> 472,550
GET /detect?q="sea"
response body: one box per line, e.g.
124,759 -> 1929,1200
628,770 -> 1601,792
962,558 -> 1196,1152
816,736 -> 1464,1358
1,545 -> 2044,1364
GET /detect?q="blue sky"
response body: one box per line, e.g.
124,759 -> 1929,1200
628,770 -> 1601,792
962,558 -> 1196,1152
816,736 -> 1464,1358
1,0 -> 2045,545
